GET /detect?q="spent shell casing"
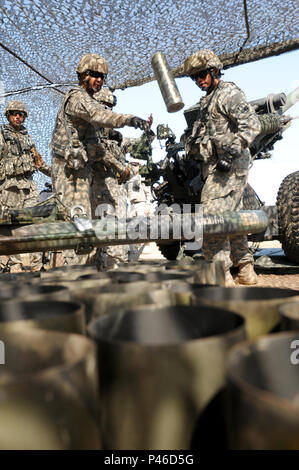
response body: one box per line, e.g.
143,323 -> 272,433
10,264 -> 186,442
151,52 -> 184,113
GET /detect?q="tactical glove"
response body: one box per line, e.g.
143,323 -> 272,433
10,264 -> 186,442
216,154 -> 233,172
109,129 -> 123,146
130,117 -> 150,132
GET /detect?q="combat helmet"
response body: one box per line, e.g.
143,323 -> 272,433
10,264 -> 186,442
4,100 -> 28,117
183,49 -> 223,76
76,53 -> 108,74
94,87 -> 116,107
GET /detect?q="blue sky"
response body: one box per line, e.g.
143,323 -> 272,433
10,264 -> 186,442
114,49 -> 299,205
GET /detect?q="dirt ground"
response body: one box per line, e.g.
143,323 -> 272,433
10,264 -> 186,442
17,242 -> 299,291
244,273 -> 299,290
140,242 -> 299,291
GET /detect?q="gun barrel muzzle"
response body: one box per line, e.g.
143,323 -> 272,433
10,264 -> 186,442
151,52 -> 184,113
282,86 -> 299,113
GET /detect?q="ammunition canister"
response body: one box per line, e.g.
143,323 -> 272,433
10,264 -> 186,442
279,302 -> 299,331
0,329 -> 101,449
88,305 -> 245,449
151,52 -> 184,113
191,286 -> 299,339
226,332 -> 299,449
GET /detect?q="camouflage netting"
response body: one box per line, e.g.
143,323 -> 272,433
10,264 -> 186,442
0,0 -> 298,189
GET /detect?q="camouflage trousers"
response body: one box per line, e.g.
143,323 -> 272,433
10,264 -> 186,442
0,183 -> 44,272
51,156 -> 92,266
90,173 -> 128,269
129,201 -> 150,217
201,170 -> 254,271
128,202 -> 148,262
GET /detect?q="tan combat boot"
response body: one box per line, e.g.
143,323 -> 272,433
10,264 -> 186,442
224,270 -> 236,287
237,262 -> 258,285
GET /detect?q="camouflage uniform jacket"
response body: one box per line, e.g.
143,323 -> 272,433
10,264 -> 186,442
101,126 -> 127,165
0,124 -> 51,190
51,87 -> 135,175
185,81 -> 261,180
127,173 -> 148,204
122,130 -> 155,161
102,130 -> 155,168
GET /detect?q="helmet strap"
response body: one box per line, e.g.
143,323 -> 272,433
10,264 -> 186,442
205,68 -> 221,94
206,69 -> 215,94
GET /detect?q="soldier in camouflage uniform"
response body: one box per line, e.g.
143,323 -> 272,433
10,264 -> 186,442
127,161 -> 153,216
93,87 -> 154,267
122,125 -> 155,160
92,87 -> 129,267
126,161 -> 154,261
183,49 -> 261,286
99,93 -> 156,185
50,53 -> 149,267
95,88 -> 155,161
0,100 -> 51,272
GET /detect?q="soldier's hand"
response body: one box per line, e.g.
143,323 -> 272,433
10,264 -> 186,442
216,154 -> 233,172
32,149 -> 43,169
147,114 -> 153,128
130,117 -> 150,132
117,167 -> 132,184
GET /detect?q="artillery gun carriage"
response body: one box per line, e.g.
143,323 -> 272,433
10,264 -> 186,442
146,88 -> 299,263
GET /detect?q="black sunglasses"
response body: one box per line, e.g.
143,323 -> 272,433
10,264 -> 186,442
9,111 -> 26,117
191,69 -> 210,81
86,70 -> 107,80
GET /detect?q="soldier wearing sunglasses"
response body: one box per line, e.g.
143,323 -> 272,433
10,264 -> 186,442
51,53 -> 150,266
183,49 -> 261,286
0,100 -> 51,272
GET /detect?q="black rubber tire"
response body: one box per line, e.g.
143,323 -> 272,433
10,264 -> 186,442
277,170 -> 299,263
156,242 -> 181,260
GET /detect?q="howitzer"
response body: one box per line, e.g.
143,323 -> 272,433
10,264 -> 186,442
0,89 -> 297,263
184,88 -> 298,160
141,86 -> 295,203
248,92 -> 294,160
140,87 -> 299,262
138,124 -> 201,205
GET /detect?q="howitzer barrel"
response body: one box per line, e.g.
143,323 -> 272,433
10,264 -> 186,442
184,87 -> 299,134
201,210 -> 269,236
249,93 -> 286,114
281,86 -> 299,113
0,210 -> 269,255
151,52 -> 184,113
